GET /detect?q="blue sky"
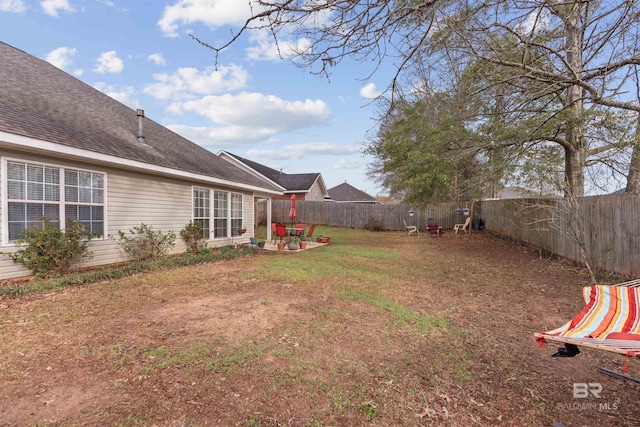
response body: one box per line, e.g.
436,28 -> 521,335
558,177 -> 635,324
0,0 -> 389,197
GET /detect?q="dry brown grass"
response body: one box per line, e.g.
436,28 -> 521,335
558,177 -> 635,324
0,227 -> 638,426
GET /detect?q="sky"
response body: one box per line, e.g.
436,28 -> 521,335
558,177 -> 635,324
0,0 -> 391,197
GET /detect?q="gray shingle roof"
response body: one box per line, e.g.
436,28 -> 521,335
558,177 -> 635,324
0,42 -> 280,193
327,182 -> 378,203
223,152 -> 322,192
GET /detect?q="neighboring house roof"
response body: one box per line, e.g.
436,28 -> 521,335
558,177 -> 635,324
0,42 -> 281,194
497,186 -> 559,199
327,182 -> 379,203
496,187 -> 531,199
375,196 -> 400,205
218,151 -> 329,196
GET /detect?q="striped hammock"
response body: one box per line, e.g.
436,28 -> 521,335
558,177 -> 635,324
535,281 -> 640,372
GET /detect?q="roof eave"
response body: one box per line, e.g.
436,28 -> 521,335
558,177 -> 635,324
217,150 -> 287,192
2,132 -> 283,195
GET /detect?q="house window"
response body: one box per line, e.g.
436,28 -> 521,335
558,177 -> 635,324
192,188 -> 244,240
5,160 -> 105,241
193,187 -> 210,238
230,193 -> 243,236
64,169 -> 104,236
213,190 -> 228,238
7,162 -> 60,239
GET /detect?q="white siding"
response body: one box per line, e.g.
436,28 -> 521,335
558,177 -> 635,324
0,151 -> 256,279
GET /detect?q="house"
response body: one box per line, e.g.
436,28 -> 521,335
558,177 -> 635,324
495,186 -> 560,199
217,151 -> 329,201
375,196 -> 400,205
0,42 -> 282,279
326,182 -> 380,204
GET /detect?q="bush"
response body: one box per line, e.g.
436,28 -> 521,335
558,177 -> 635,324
365,217 -> 385,232
5,219 -> 94,277
180,221 -> 208,255
117,223 -> 176,261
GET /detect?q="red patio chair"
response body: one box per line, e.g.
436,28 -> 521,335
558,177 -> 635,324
295,223 -> 306,237
304,224 -> 316,242
426,220 -> 442,237
274,223 -> 287,244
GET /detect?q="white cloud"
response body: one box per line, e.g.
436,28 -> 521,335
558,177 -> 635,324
165,93 -> 331,145
144,64 -> 248,100
44,46 -> 77,71
94,51 -> 124,74
248,143 -> 360,160
148,53 -> 166,66
93,82 -> 139,109
408,80 -> 432,98
167,124 -> 275,147
41,0 -> 75,17
0,0 -> 26,13
290,142 -> 360,156
73,69 -> 84,76
173,92 -> 330,131
245,30 -> 312,62
515,10 -> 551,35
333,158 -> 365,169
360,83 -> 381,100
157,0 -> 253,37
245,149 -> 295,160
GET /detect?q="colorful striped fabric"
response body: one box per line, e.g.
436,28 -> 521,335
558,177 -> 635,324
539,285 -> 640,338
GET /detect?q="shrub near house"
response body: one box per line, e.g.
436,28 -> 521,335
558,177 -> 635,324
5,220 -> 94,278
117,224 -> 176,261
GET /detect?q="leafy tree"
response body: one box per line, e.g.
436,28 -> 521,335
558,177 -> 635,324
365,87 -> 490,205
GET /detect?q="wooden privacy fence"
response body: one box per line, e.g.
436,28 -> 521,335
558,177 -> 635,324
271,200 -> 474,231
479,194 -> 640,278
271,194 -> 639,278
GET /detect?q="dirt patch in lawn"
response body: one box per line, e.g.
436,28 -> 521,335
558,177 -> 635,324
1,229 -> 638,426
152,292 -> 309,344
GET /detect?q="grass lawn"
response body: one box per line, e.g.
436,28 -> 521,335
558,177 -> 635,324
0,226 -> 637,426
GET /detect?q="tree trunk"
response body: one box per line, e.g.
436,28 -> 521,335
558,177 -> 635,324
564,145 -> 585,198
626,114 -> 640,193
562,4 -> 586,197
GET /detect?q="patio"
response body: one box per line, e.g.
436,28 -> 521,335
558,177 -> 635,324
260,239 -> 329,252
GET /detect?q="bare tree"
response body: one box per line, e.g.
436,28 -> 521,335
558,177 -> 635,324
626,66 -> 640,193
438,1 -> 640,196
193,0 -> 640,196
191,0 -> 438,92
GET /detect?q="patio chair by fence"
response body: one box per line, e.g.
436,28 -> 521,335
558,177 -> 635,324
453,217 -> 471,234
535,279 -> 640,382
426,219 -> 443,237
403,220 -> 419,237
